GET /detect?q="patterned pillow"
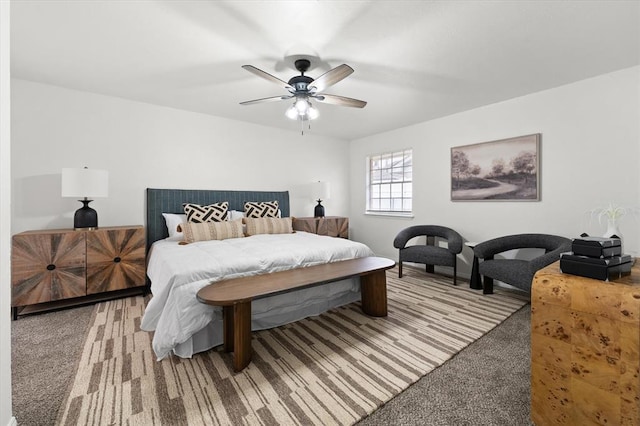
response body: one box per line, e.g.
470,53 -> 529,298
181,220 -> 244,243
244,201 -> 279,218
183,202 -> 228,223
244,217 -> 293,236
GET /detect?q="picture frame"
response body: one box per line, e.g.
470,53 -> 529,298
451,133 -> 540,201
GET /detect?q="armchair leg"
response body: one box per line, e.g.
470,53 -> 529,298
426,264 -> 434,274
453,260 -> 457,286
483,277 -> 494,294
398,261 -> 403,278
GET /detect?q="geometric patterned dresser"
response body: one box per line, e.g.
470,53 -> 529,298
11,225 -> 145,319
292,216 -> 349,239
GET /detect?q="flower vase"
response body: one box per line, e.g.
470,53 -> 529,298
603,219 -> 623,253
603,219 -> 621,238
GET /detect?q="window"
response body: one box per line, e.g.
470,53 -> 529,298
366,149 -> 412,215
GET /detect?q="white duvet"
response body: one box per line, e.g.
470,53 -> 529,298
141,231 -> 374,359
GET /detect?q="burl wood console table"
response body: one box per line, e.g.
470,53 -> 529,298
531,259 -> 639,425
197,256 -> 395,372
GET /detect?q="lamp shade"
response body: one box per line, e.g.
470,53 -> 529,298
61,168 -> 109,198
285,98 -> 319,121
311,181 -> 330,201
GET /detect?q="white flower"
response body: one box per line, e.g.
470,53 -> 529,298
589,202 -> 638,224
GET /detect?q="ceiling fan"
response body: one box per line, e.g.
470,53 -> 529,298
240,59 -> 367,123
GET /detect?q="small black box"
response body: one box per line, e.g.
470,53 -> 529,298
571,236 -> 622,258
560,253 -> 631,266
560,254 -> 632,281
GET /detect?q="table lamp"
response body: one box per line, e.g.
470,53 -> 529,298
62,167 -> 109,230
311,181 -> 330,218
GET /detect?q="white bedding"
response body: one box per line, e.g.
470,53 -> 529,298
141,231 -> 375,359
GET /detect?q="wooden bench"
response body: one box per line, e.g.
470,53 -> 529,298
196,256 -> 395,371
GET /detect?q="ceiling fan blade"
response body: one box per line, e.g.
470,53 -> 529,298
242,65 -> 293,91
240,95 -> 292,106
308,64 -> 354,93
314,94 -> 367,108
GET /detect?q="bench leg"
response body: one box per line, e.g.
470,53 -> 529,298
223,305 -> 235,352
360,271 -> 388,317
222,302 -> 253,372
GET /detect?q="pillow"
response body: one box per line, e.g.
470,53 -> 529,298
183,202 -> 228,223
228,210 -> 245,221
244,201 -> 279,218
181,220 -> 244,243
228,209 -> 280,220
244,217 -> 293,236
162,213 -> 187,239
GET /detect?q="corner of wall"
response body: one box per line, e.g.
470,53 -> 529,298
1,1 -> 13,425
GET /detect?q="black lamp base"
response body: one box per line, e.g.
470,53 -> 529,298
74,199 -> 98,230
314,200 -> 325,218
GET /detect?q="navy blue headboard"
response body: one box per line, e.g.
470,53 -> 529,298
146,188 -> 290,251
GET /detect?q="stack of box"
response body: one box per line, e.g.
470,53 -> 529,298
560,236 -> 632,281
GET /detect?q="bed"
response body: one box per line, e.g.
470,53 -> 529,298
141,188 -> 375,360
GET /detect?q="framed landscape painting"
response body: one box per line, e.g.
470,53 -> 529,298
451,134 -> 540,201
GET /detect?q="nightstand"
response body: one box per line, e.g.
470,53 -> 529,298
11,225 -> 146,319
293,217 -> 349,239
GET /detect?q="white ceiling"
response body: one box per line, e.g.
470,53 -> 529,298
10,0 -> 640,141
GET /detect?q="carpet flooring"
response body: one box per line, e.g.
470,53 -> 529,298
357,305 -> 533,426
11,304 -> 95,426
12,268 -> 532,425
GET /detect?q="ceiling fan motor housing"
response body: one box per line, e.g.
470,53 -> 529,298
288,75 -> 313,92
289,59 -> 314,92
294,59 -> 311,73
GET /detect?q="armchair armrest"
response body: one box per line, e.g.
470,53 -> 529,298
529,246 -> 569,272
393,227 -> 422,249
474,233 -> 571,263
444,231 -> 463,254
473,235 -> 527,259
393,225 -> 463,254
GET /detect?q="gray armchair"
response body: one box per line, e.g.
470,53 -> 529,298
393,225 -> 463,285
473,233 -> 571,294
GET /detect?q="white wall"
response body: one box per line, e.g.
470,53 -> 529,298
11,79 -> 350,233
0,2 -> 15,426
350,66 -> 640,276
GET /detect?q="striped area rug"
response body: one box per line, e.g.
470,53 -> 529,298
56,268 -> 528,425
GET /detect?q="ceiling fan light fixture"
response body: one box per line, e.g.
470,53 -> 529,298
285,104 -> 299,120
307,103 -> 319,120
286,97 -> 319,121
295,97 -> 309,114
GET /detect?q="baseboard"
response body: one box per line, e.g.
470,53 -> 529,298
7,417 -> 17,426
